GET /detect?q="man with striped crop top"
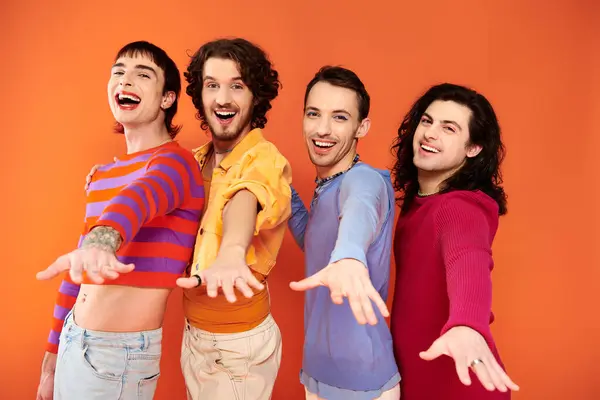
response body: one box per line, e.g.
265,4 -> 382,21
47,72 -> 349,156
35,41 -> 205,400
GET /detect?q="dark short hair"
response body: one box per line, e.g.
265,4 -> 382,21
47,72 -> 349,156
113,41 -> 182,137
391,83 -> 508,215
304,66 -> 370,121
184,38 -> 281,131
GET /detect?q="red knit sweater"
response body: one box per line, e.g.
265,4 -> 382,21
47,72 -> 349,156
391,190 -> 510,400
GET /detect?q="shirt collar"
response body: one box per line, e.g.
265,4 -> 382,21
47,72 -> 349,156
193,128 -> 265,170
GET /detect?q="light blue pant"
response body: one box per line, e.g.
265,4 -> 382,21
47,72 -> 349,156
54,309 -> 162,399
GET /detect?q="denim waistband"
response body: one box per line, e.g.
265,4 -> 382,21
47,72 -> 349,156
62,309 -> 162,351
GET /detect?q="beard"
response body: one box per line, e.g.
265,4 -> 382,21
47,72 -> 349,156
205,104 -> 253,143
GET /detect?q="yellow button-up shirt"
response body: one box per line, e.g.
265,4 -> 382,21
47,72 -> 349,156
183,128 -> 293,332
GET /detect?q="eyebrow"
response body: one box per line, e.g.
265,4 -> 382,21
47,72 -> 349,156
112,62 -> 157,76
305,106 -> 352,116
203,75 -> 244,82
423,112 -> 462,131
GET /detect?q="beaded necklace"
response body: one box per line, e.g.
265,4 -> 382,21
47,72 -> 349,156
311,154 -> 360,206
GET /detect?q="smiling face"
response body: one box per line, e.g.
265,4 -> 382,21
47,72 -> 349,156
200,57 -> 254,143
412,100 -> 482,177
107,54 -> 175,130
302,81 -> 370,176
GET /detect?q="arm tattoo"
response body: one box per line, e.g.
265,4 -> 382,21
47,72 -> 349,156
81,226 -> 122,253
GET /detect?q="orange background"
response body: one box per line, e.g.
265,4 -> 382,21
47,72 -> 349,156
1,1 -> 599,399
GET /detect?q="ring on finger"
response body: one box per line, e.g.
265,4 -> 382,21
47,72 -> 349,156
470,358 -> 484,369
193,275 -> 202,287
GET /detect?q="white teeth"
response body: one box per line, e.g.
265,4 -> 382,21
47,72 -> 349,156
314,140 -> 335,148
421,144 -> 440,153
118,94 -> 140,102
215,111 -> 236,116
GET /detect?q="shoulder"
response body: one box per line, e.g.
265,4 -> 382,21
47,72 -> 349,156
435,190 -> 499,231
342,163 -> 392,191
439,190 -> 498,214
241,140 -> 292,176
150,142 -> 200,168
248,140 -> 289,163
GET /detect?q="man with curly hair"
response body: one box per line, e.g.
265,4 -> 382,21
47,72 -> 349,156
389,83 -> 519,399
175,38 -> 292,400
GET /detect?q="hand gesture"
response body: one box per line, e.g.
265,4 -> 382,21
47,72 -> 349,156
420,326 -> 520,392
289,258 -> 389,325
84,157 -> 116,191
36,246 -> 134,284
176,247 -> 264,303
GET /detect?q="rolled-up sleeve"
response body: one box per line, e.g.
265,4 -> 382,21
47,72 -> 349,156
220,150 -> 292,234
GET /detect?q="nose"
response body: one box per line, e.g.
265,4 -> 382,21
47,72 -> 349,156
423,123 -> 440,140
119,73 -> 132,87
315,116 -> 332,137
215,86 -> 232,106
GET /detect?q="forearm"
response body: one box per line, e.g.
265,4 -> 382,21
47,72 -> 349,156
287,187 -> 309,250
41,351 -> 57,373
219,190 -> 258,257
442,253 -> 494,342
47,277 -> 80,353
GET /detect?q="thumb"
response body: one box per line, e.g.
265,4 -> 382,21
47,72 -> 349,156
289,272 -> 324,292
110,259 -> 135,273
36,257 -> 70,280
176,276 -> 200,289
419,337 -> 447,361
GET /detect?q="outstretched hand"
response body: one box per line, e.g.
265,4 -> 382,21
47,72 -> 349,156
290,258 -> 389,325
176,248 -> 264,303
36,247 -> 134,284
420,326 -> 519,392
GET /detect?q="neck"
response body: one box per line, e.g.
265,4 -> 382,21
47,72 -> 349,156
316,150 -> 357,179
123,121 -> 172,154
417,162 -> 463,195
211,126 -> 251,165
417,171 -> 445,195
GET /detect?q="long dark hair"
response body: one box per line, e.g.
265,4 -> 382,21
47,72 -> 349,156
113,41 -> 182,137
391,83 -> 507,215
184,38 -> 281,131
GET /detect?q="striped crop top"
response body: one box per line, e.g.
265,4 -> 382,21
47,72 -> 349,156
46,141 -> 204,353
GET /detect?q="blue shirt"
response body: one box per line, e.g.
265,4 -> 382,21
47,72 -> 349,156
288,163 -> 399,392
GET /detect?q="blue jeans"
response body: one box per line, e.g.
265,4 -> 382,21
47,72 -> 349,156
54,309 -> 162,399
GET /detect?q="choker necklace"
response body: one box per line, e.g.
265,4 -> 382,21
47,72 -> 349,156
215,148 -> 233,155
417,190 -> 439,197
315,154 -> 360,188
311,154 -> 360,208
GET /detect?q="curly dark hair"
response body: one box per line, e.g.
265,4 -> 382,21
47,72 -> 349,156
113,41 -> 182,137
184,38 -> 281,131
391,83 -> 507,216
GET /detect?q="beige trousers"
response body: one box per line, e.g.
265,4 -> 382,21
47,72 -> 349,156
181,314 -> 282,400
304,383 -> 401,400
